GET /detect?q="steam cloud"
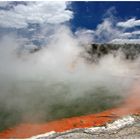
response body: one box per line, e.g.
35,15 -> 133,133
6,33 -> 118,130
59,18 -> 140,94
0,2 -> 140,130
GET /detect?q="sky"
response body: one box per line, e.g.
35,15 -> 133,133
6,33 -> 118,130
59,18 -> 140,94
0,1 -> 140,45
71,2 -> 140,30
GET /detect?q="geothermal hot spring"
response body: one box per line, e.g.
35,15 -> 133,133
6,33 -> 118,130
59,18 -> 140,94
0,27 -> 140,131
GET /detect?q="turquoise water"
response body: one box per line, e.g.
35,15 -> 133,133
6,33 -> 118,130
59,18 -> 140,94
0,79 -> 125,131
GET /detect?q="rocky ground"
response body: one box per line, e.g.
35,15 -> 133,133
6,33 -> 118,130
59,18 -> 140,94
31,115 -> 140,139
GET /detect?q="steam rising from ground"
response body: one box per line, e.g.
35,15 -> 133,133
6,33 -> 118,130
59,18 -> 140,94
0,25 -> 140,130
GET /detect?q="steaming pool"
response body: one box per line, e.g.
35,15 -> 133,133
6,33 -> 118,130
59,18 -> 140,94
0,74 -> 132,131
0,1 -> 140,137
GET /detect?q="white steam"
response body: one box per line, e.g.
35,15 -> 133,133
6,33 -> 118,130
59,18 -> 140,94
0,2 -> 140,129
0,25 -> 138,107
